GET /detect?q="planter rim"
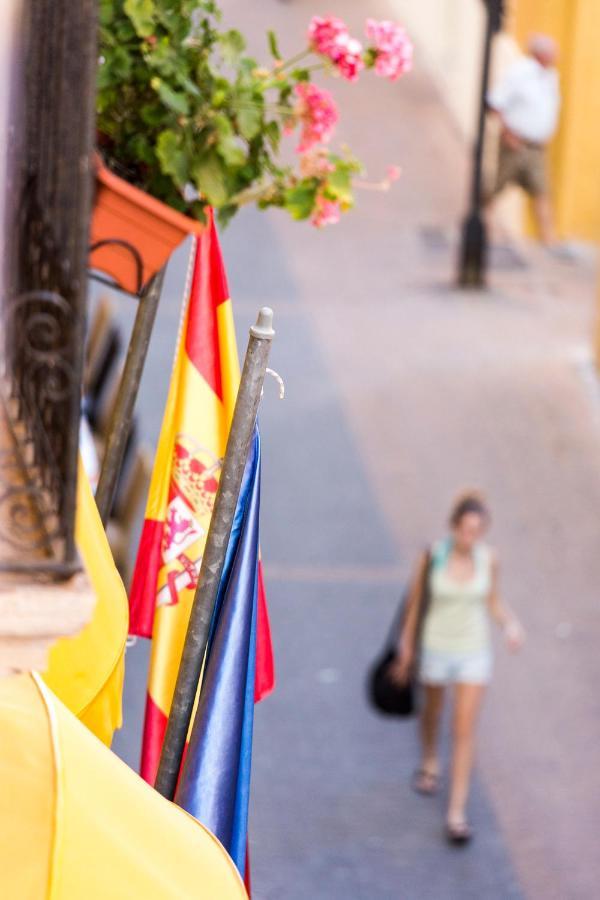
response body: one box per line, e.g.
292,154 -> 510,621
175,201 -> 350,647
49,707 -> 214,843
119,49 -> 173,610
95,161 -> 204,236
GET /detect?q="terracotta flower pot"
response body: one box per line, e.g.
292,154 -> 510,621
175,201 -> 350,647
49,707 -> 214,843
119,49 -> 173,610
89,162 -> 203,295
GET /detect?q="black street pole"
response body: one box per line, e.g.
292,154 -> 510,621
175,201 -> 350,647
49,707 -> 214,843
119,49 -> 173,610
458,0 -> 503,288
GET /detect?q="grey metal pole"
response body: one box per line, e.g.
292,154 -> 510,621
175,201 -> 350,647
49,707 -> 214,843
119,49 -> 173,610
95,269 -> 164,525
154,306 -> 275,800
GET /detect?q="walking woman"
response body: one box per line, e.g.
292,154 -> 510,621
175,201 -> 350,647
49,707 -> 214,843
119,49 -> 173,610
392,492 -> 524,844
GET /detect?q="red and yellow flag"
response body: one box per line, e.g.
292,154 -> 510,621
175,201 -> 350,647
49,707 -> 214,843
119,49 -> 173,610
129,212 -> 274,782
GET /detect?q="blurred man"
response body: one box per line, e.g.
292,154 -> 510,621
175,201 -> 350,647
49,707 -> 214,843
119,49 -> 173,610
486,34 -> 560,246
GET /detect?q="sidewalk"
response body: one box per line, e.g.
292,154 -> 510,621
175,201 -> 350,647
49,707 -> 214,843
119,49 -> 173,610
220,2 -> 600,898
116,1 -> 599,896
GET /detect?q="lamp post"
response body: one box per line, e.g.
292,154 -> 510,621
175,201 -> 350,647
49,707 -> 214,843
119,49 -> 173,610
458,0 -> 504,288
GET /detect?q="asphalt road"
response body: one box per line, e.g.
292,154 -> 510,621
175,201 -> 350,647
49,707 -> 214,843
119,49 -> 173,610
112,1 -> 600,897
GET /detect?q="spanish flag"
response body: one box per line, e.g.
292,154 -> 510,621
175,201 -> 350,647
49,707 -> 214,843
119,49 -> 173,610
129,212 -> 274,783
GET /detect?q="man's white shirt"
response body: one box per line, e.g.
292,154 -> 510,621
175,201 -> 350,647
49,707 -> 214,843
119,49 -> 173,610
488,56 -> 560,144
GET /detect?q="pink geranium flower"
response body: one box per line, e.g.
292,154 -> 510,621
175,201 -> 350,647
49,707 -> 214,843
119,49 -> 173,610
299,147 -> 335,179
294,82 -> 338,153
308,15 -> 364,82
308,15 -> 348,56
330,33 -> 364,82
311,194 -> 341,228
365,19 -> 413,81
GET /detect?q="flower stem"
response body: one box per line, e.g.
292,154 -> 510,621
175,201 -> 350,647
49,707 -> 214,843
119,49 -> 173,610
261,62 -> 327,92
353,178 -> 393,192
230,99 -> 294,116
277,48 -> 311,72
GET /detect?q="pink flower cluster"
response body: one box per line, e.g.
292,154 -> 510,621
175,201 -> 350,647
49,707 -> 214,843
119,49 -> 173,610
365,19 -> 413,81
308,16 -> 413,83
294,82 -> 338,153
311,195 -> 341,228
294,15 -> 412,228
299,147 -> 335,179
308,15 -> 364,82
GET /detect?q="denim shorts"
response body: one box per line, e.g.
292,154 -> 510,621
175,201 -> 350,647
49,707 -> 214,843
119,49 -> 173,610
419,647 -> 493,686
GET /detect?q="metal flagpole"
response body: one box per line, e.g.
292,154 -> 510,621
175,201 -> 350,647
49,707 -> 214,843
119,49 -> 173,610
154,306 -> 275,801
95,268 -> 165,525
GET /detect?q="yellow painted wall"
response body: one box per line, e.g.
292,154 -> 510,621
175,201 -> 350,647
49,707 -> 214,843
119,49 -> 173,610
512,0 -> 600,241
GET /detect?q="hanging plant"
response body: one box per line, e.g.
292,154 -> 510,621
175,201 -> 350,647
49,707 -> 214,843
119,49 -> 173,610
97,2 -> 412,227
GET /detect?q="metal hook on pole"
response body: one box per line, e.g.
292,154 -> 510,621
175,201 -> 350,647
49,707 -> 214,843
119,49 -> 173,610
154,306 -> 275,801
265,367 -> 285,400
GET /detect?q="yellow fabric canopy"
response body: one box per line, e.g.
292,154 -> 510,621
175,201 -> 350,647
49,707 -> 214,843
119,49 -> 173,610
0,673 -> 246,899
42,461 -> 128,745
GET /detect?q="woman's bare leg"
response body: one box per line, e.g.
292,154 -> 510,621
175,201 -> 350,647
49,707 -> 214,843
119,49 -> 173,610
420,684 -> 445,776
448,683 -> 486,824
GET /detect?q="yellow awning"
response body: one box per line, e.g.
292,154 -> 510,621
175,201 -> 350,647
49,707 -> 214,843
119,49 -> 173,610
0,673 -> 246,899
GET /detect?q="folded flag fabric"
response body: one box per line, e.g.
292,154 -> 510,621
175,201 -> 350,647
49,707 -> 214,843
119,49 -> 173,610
176,427 -> 262,878
128,213 -> 274,784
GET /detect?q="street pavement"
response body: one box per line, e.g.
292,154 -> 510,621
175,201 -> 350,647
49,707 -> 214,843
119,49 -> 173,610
112,1 -> 600,898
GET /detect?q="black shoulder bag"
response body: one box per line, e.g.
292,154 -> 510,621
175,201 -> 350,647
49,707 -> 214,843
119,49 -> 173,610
367,549 -> 432,717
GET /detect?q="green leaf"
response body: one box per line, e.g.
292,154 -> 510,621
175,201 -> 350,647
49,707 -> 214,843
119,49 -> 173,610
219,29 -> 246,65
267,30 -> 281,60
284,181 -> 318,220
278,83 -> 293,103
99,0 -> 115,26
237,57 -> 258,80
128,133 -> 155,165
327,166 -> 353,205
97,61 -> 114,91
174,72 -> 202,98
123,0 -> 156,38
213,114 -> 247,167
192,152 -> 229,206
264,120 -> 280,152
116,20 -> 137,42
291,68 -> 310,83
217,136 -> 246,168
212,89 -> 227,108
236,102 -> 262,140
151,77 -> 190,115
216,204 -> 238,228
140,103 -> 167,127
190,202 -> 209,225
110,47 -> 133,81
156,129 -> 189,185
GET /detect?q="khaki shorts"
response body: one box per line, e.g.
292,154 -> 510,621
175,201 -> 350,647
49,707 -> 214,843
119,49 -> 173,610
489,140 -> 548,199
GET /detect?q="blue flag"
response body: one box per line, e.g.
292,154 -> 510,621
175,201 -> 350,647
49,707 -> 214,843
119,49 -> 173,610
175,427 -> 262,877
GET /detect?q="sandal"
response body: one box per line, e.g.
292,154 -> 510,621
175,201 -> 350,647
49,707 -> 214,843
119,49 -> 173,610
446,820 -> 473,846
412,768 -> 439,796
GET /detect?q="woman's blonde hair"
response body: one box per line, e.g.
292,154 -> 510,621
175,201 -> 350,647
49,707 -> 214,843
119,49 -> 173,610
449,490 -> 490,528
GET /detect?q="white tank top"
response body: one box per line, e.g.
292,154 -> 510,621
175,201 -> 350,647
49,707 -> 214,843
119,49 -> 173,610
421,540 -> 492,654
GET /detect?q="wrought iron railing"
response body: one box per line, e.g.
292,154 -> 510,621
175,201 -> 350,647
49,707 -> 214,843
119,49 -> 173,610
0,0 -> 97,578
